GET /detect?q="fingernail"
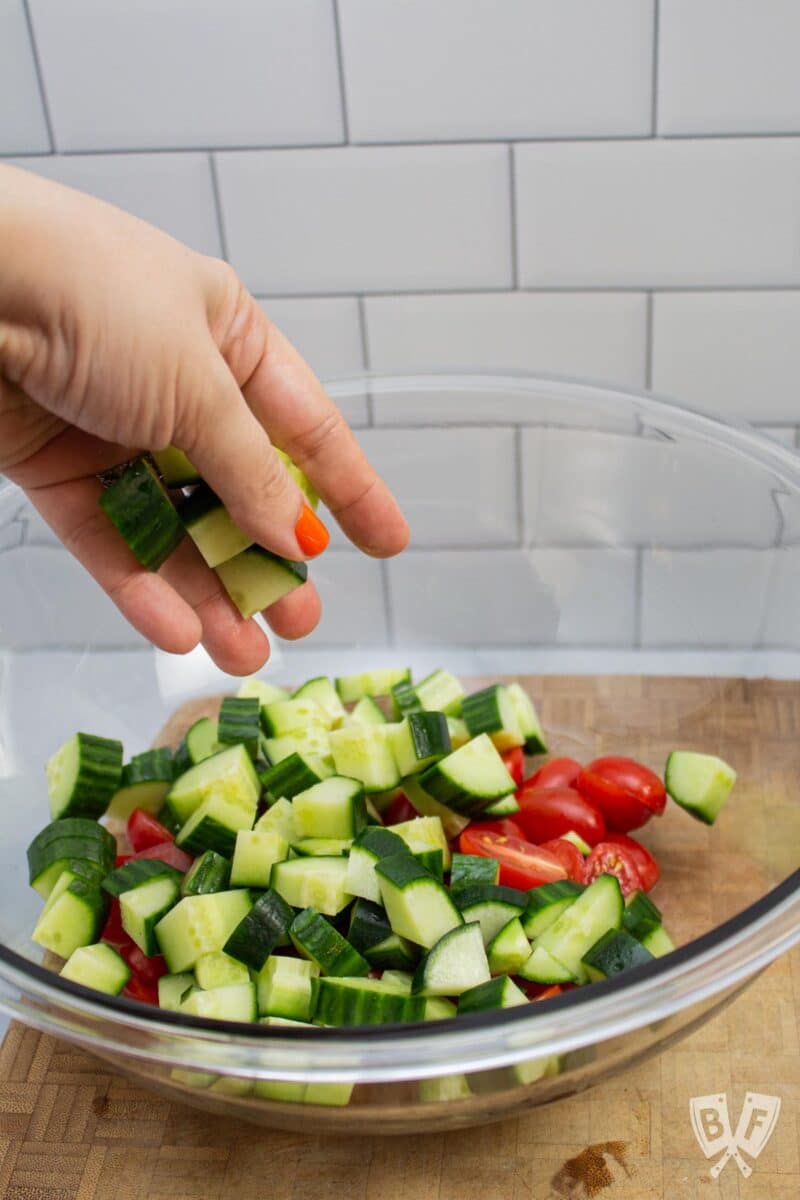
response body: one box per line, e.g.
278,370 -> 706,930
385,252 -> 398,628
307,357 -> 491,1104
295,503 -> 329,557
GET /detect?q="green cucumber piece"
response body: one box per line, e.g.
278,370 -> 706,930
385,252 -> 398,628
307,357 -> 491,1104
482,793 -> 521,817
335,668 -> 411,703
293,776 -> 367,840
263,732 -> 332,767
390,679 -> 422,719
229,829 -> 289,888
270,856 -> 353,917
419,1074 -> 472,1102
274,447 -> 319,511
392,777 -> 470,840
158,972 -> 195,1010
487,917 -> 532,975
411,922 -> 490,997
458,974 -> 527,1014
215,546 -> 307,620
455,884 -> 528,945
349,696 -> 387,726
254,797 -> 297,842
181,717 -> 221,767
120,874 -> 181,955
292,677 -> 346,726
417,733 -> 515,815
450,853 -> 499,892
387,713 -> 451,777
461,685 -> 524,751
175,790 -> 255,857
640,925 -> 675,958
290,908 -> 369,977
414,669 -> 464,716
388,815 -> 451,869
180,982 -> 257,1022
263,697 -> 332,736
506,683 -> 548,754
166,744 -> 259,825
364,932 -> 419,970
99,457 -> 184,569
155,890 -> 253,973
107,748 -> 174,819
256,955 -> 319,1021
665,750 -> 736,824
347,899 -> 392,953
310,976 -> 425,1026
526,873 -> 624,984
292,838 -> 352,857
60,943 -> 130,995
521,880 -> 585,940
375,854 -> 462,949
413,847 -> 444,880
217,697 -> 261,757
32,875 -> 108,958
622,890 -> 663,941
194,950 -> 250,989
237,678 -> 290,706
328,726 -> 401,793
517,945 -> 576,984
27,819 -> 116,899
561,830 -> 591,855
423,996 -> 458,1021
345,827 -> 410,903
46,732 -> 123,820
445,716 -> 471,749
222,889 -> 294,971
582,928 -> 655,981
259,752 -> 333,800
102,857 -> 183,898
181,850 -> 231,897
180,484 -> 252,568
378,969 -> 414,994
151,446 -> 200,486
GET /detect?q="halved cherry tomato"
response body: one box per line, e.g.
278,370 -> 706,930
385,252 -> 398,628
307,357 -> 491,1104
523,757 -> 582,791
384,792 -> 417,826
132,841 -> 193,872
122,975 -> 159,1006
501,746 -> 525,787
127,809 -> 175,852
100,899 -> 128,951
602,832 -> 660,892
576,756 -> 667,833
466,817 -> 526,841
115,854 -> 133,869
583,841 -> 643,896
121,944 -> 167,985
540,837 -> 585,883
458,829 -> 566,890
515,786 -> 606,847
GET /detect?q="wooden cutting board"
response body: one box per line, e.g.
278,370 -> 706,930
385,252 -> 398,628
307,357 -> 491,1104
0,676 -> 797,1200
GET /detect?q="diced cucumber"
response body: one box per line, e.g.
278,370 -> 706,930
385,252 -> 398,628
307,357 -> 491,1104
527,873 -> 624,985
102,857 -> 182,899
60,943 -> 130,995
120,874 -> 181,955
238,678 -> 290,708
378,969 -> 414,995
402,777 -> 471,839
270,856 -> 353,916
260,752 -> 333,800
417,733 -> 516,815
46,732 -> 123,820
419,1075 -> 472,1102
349,696 -> 387,727
482,793 -> 521,818
506,683 -> 548,754
292,677 -> 346,727
254,797 -> 297,842
217,697 -> 261,757
290,908 -> 369,977
364,932 -> 419,970
181,850 -> 231,897
311,976 -> 425,1026
461,685 -> 524,751
158,972 -> 195,1010
390,679 -> 422,719
182,717 -> 221,766
155,890 -> 253,973
517,945 -> 576,984
32,876 -> 108,958
640,925 -> 675,958
175,789 -> 255,857
665,750 -> 736,824
107,748 -> 174,819
458,974 -> 527,1014
376,854 -> 462,949
195,950 -> 250,990
347,898 -> 392,953
414,669 -> 465,717
292,838 -> 352,857
411,922 -> 490,997
487,917 -> 532,975
180,982 -> 257,1023
413,848 -> 444,880
256,955 -> 319,1021
450,853 -> 499,892
166,744 -> 259,825
328,726 -> 401,793
263,697 -> 332,737
151,445 -> 201,486
521,880 -> 585,940
454,884 -> 528,946
99,457 -> 184,570
215,546 -> 308,620
387,713 -> 451,777
582,928 -> 655,982
230,829 -> 289,888
622,890 -> 663,941
27,819 -> 116,899
223,889 -> 295,971
423,997 -> 458,1021
389,815 -> 451,870
345,827 -> 409,903
293,776 -> 367,841
445,716 -> 471,749
335,668 -> 411,703
180,484 -> 252,568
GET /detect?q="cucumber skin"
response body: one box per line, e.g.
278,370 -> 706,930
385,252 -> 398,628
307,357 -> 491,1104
99,457 -> 184,570
290,908 -> 369,977
218,697 -> 261,757
181,850 -> 231,897
347,899 -> 393,953
223,889 -> 294,971
49,733 -> 124,821
27,819 -> 116,892
102,858 -> 183,898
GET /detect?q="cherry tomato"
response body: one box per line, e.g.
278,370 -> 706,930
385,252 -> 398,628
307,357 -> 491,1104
583,841 -> 643,896
576,756 -> 667,833
132,841 -> 193,872
127,809 -> 175,852
516,981 -> 573,1001
501,746 -> 525,787
515,786 -> 606,847
115,854 -> 133,869
121,944 -> 167,985
458,829 -> 566,890
540,837 -> 585,883
466,817 -> 526,841
100,899 -> 129,952
123,975 -> 159,1006
602,832 -> 660,892
384,792 -> 417,826
523,757 -> 582,791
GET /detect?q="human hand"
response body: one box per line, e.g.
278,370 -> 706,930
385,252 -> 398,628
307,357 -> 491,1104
0,164 -> 408,674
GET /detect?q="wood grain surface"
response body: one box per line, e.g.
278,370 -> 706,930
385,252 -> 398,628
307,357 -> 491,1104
1,675 -> 797,1199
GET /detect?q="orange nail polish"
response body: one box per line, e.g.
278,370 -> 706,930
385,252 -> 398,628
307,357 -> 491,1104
295,503 -> 329,557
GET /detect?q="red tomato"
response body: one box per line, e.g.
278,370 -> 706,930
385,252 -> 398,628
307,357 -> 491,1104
115,854 -> 133,869
384,792 -> 417,826
540,837 -> 586,883
516,981 -> 572,1001
127,809 -> 175,852
123,975 -> 159,1006
501,747 -> 525,787
100,899 -> 129,952
583,841 -> 643,896
132,841 -> 193,872
576,756 -> 667,833
458,829 -> 566,890
602,832 -> 660,892
523,757 -> 582,791
121,944 -> 167,985
467,817 -> 526,841
515,786 -> 606,847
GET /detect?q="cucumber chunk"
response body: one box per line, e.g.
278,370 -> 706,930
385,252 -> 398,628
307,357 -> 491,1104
334,668 -> 411,703
487,917 -> 532,975
290,908 -> 369,977
263,697 -> 332,737
481,793 -> 522,818
167,744 -> 259,825
175,789 -> 255,857
376,854 -> 463,949
60,943 -> 130,995
260,752 -> 333,800
27,819 -> 116,899
517,945 -> 576,985
640,925 -> 675,958
218,697 -> 261,757
450,853 -> 499,893
292,677 -> 346,727
412,922 -> 490,997
665,750 -> 736,824
99,457 -> 184,570
311,976 -> 425,1026
387,712 -> 451,777
328,726 -> 401,793
292,838 -> 352,857
32,875 -> 108,958
401,777 -> 471,840
180,982 -> 257,1023
270,856 -> 353,916
107,748 -> 174,819
158,972 -> 195,1010
151,446 -> 200,486
180,484 -> 252,568
102,857 -> 183,898
582,928 -> 655,981
417,733 -> 515,815
521,880 -> 585,940
364,932 -> 420,970
293,776 -> 367,841
155,890 -> 253,973
180,717 -> 221,768
524,873 -> 624,985
454,884 -> 528,946
461,685 -> 524,751
223,889 -> 295,971
230,830 -> 289,888
345,827 -> 409,903
414,669 -> 465,717
181,850 -> 231,897
347,898 -> 392,953
236,678 -> 290,706
120,874 -> 181,955
195,950 -> 250,990
254,798 -> 297,843
256,955 -> 319,1021
419,1075 -> 472,1102
389,815 -> 451,870
506,683 -> 548,754
215,546 -> 307,620
349,696 -> 387,727
458,974 -> 527,1014
47,732 -> 123,820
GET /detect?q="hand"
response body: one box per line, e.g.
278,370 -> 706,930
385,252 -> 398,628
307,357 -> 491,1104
0,164 -> 408,674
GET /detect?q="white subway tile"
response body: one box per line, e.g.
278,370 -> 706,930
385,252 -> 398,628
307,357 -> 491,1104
762,548 -> 800,647
28,0 -> 342,151
515,139 -> 800,287
658,0 -> 800,135
365,292 -> 647,387
8,153 -> 221,256
258,297 -> 367,426
302,553 -> 387,645
216,145 -> 511,294
641,549 -> 773,647
652,292 -> 800,423
339,0 -> 653,142
0,0 -> 49,153
388,548 -> 636,646
522,428 -> 781,547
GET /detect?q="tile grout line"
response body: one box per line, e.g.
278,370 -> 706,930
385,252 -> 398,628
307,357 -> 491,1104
513,427 -> 525,546
21,0 -> 56,152
356,295 -> 375,426
508,145 -> 519,289
380,560 -> 396,647
250,284 -> 800,300
651,0 -> 661,137
331,0 -> 351,144
208,153 -> 229,262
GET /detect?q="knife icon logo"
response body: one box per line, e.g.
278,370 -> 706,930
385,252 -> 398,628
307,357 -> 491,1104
690,1092 -> 781,1178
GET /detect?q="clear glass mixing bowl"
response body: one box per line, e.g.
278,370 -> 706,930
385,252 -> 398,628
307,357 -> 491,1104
0,371 -> 798,1134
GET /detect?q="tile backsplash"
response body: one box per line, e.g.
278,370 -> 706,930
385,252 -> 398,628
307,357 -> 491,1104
3,0 -> 800,654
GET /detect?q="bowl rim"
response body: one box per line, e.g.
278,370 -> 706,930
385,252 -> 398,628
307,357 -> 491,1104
2,367 -> 799,1083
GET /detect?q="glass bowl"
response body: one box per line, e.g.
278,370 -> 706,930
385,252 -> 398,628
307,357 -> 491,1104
0,370 -> 798,1134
